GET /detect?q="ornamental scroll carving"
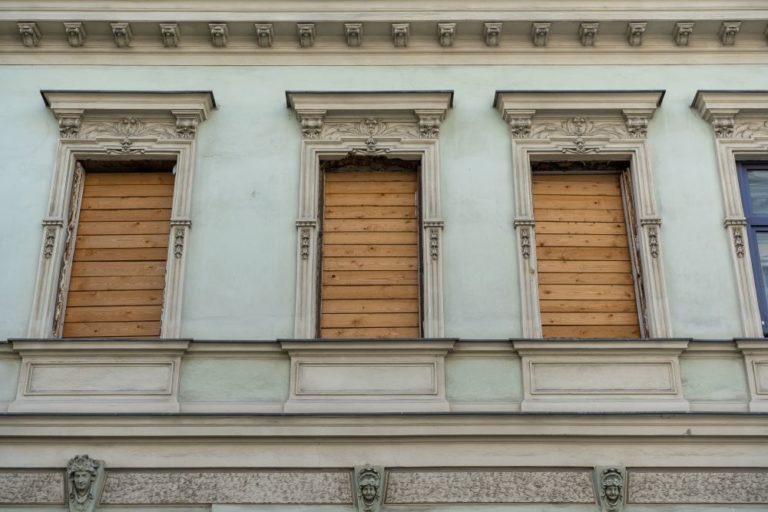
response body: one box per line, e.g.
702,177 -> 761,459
66,454 -> 106,512
353,465 -> 385,512
594,466 -> 625,512
321,118 -> 421,141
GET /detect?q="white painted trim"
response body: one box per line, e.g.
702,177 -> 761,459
737,340 -> 768,412
27,91 -> 214,339
693,91 -> 768,338
495,91 -> 672,338
287,91 -> 452,339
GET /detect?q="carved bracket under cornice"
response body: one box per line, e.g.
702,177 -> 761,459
693,91 -> 768,141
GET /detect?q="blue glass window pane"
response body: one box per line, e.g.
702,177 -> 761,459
755,233 -> 768,316
747,171 -> 768,214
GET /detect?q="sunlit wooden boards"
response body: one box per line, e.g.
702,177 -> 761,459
320,168 -> 420,338
533,173 -> 641,338
63,172 -> 173,337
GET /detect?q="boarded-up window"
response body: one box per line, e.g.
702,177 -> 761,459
320,160 -> 421,338
533,171 -> 642,338
62,169 -> 173,338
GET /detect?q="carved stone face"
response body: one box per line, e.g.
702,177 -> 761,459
73,470 -> 93,493
359,475 -> 378,504
603,475 -> 622,504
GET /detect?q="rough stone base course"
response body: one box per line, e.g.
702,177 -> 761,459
628,470 -> 768,504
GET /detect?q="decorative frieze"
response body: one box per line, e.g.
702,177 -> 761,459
424,220 -> 444,260
437,23 -> 456,47
296,219 -> 316,260
110,22 -> 132,48
0,471 -> 65,504
514,219 -> 535,259
641,218 -> 662,258
354,465 -> 385,512
719,21 -> 741,46
392,23 -> 409,47
67,455 -> 106,512
255,24 -> 274,47
673,22 -> 694,46
64,22 -> 86,47
595,467 -> 626,512
159,23 -> 180,48
345,23 -> 363,47
531,22 -> 550,47
626,22 -> 646,47
483,22 -> 502,47
297,23 -> 316,48
628,470 -> 768,504
18,22 -> 41,47
170,220 -> 191,258
209,23 -> 228,47
579,22 -> 599,46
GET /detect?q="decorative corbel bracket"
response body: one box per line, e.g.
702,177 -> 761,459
170,219 -> 191,258
392,23 -> 409,47
66,454 -> 106,512
55,110 -> 84,139
423,220 -> 444,261
640,217 -> 662,258
725,218 -> 748,258
622,109 -> 653,138
353,465 -> 386,512
502,109 -> 535,138
18,22 -> 41,47
159,23 -> 180,48
297,23 -> 315,48
514,219 -> 535,259
415,109 -> 445,138
209,23 -> 228,47
626,22 -> 647,47
296,219 -> 317,261
255,24 -> 274,48
719,21 -> 741,46
594,466 -> 626,512
345,23 -> 363,47
172,110 -> 202,139
483,22 -> 502,47
579,22 -> 599,47
64,22 -> 86,47
110,22 -> 132,48
531,22 -> 550,47
673,22 -> 694,46
438,23 -> 456,47
294,109 -> 326,139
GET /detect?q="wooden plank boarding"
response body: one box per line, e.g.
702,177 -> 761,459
533,172 -> 640,338
62,171 -> 173,338
320,166 -> 420,338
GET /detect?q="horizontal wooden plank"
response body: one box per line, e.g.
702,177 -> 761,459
541,312 -> 639,326
75,234 -> 169,249
322,244 -> 419,258
324,206 -> 417,219
322,270 -> 419,286
322,299 -> 419,314
542,325 -> 642,338
62,321 -> 161,338
323,219 -> 417,232
325,171 -> 416,182
532,180 -> 621,197
70,261 -> 167,277
74,248 -> 169,262
86,172 -> 174,185
81,197 -> 173,210
537,272 -> 634,285
323,232 -> 419,245
540,300 -> 638,313
77,221 -> 170,235
78,209 -> 172,222
66,290 -> 164,307
82,184 -> 174,198
320,312 -> 420,328
325,181 -> 417,194
536,221 -> 627,235
538,260 -> 634,273
320,327 -> 420,338
533,195 -> 624,210
324,193 -> 416,207
534,208 -> 626,223
537,246 -> 630,261
533,174 -> 619,183
323,257 -> 418,271
536,234 -> 630,248
69,276 -> 166,291
539,284 -> 636,300
64,305 -> 162,323
322,285 -> 419,300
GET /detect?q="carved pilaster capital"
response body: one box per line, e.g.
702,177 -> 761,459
297,24 -> 315,48
209,23 -> 228,47
423,220 -> 444,229
673,22 -> 694,46
110,22 -> 132,48
483,22 -> 502,47
640,217 -> 662,227
392,23 -> 409,48
579,22 -> 599,47
345,23 -> 363,47
438,23 -> 456,48
719,21 -> 741,46
514,218 -> 535,228
295,110 -> 326,139
169,219 -> 192,228
594,466 -> 625,512
255,24 -> 274,48
415,110 -> 444,138
353,465 -> 385,512
724,217 -> 748,228
63,22 -> 86,47
159,23 -> 180,48
531,22 -> 550,47
626,22 -> 647,47
296,219 -> 317,228
18,22 -> 41,48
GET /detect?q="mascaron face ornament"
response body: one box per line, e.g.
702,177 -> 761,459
354,465 -> 384,512
67,454 -> 106,512
596,467 -> 625,512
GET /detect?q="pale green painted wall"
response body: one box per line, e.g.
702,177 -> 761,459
2,65 -> 768,340
180,356 -> 290,402
680,356 -> 750,402
446,355 -> 522,403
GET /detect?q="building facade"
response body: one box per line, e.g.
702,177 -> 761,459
1,1 -> 768,511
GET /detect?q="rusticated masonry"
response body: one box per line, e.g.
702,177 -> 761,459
0,471 -> 66,504
628,470 -> 768,504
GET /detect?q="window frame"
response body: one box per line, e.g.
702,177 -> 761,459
495,90 -> 672,338
738,162 -> 768,335
286,91 -> 452,339
28,91 -> 215,339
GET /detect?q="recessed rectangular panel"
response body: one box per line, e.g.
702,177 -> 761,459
296,362 -> 436,395
27,362 -> 174,395
530,361 -> 677,394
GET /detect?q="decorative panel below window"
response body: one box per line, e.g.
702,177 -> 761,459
533,173 -> 641,338
62,171 -> 173,338
320,163 -> 420,338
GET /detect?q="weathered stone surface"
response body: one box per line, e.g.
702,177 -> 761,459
0,471 -> 65,504
101,471 -> 352,504
385,470 -> 594,503
628,470 -> 768,503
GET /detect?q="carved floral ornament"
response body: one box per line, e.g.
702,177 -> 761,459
693,91 -> 768,141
